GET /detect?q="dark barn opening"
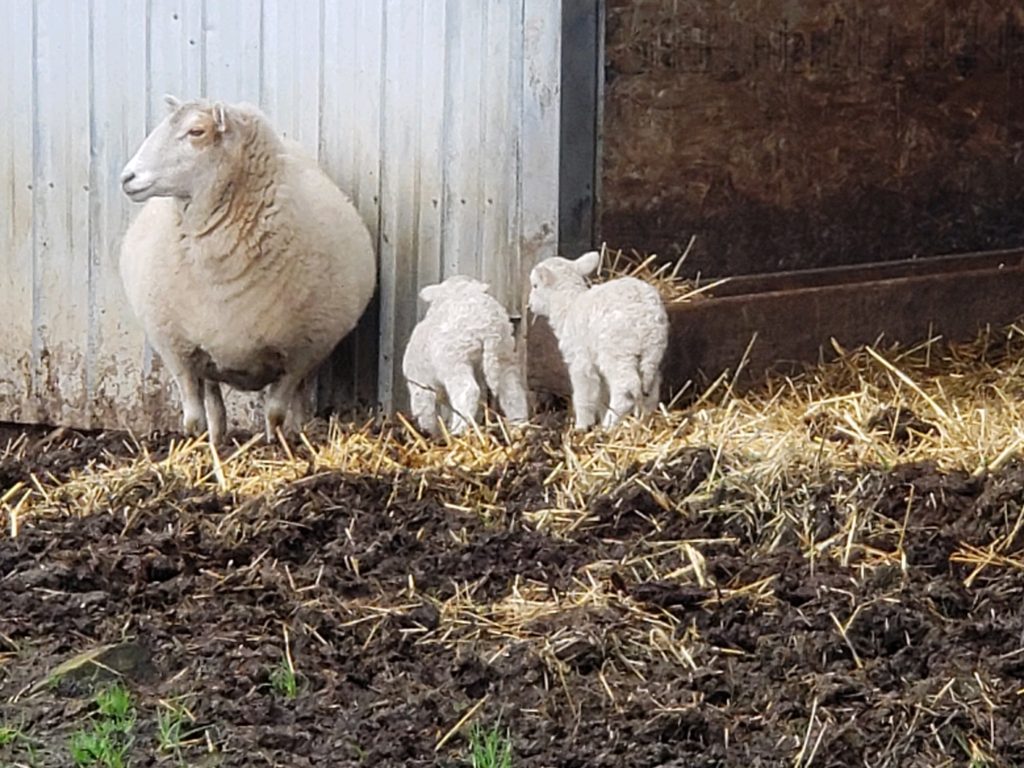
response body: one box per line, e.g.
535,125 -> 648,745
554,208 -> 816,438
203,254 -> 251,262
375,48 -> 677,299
599,2 -> 1024,277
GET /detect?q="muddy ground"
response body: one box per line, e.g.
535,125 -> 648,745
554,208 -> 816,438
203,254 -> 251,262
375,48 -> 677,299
2,422 -> 1024,767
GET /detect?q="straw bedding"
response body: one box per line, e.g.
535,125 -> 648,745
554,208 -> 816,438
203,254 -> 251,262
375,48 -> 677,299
2,300 -> 1024,764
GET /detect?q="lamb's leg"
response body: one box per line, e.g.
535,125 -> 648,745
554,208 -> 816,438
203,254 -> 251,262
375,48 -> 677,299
446,364 -> 481,435
600,356 -> 642,428
204,380 -> 227,445
496,368 -> 529,424
408,383 -> 441,437
642,370 -> 662,414
482,337 -> 529,423
639,345 -> 664,415
568,360 -> 602,430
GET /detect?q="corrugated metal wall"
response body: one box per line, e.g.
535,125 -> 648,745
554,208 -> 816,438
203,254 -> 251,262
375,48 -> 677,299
0,0 -> 562,431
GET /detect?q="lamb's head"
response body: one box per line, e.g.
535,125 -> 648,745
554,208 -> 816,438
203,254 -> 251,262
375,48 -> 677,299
527,250 -> 601,318
119,95 -> 260,202
420,275 -> 491,305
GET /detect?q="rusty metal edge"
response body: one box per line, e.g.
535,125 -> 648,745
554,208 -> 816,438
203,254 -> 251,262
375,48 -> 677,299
528,250 -> 1024,399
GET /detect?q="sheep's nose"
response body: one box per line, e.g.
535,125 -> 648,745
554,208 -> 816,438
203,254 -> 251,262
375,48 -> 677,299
120,169 -> 136,187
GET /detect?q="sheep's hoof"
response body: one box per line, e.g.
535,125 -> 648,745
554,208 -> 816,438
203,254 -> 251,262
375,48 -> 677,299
183,414 -> 205,437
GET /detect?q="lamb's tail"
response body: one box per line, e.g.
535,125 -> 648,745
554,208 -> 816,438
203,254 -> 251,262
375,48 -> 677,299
482,334 -> 529,423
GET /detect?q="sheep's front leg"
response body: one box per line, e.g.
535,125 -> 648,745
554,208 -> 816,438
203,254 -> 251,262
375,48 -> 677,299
178,374 -> 207,436
568,360 -> 602,430
204,380 -> 227,445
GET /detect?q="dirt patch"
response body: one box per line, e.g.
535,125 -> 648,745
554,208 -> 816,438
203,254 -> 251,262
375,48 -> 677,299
2,425 -> 1024,766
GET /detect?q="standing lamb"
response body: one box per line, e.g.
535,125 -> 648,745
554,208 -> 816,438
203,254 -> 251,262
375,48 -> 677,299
402,275 -> 528,437
118,96 -> 376,443
528,250 -> 668,429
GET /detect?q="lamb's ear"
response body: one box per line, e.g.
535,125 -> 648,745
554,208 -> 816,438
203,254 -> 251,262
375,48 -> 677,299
163,94 -> 181,112
419,284 -> 444,303
533,265 -> 556,287
574,250 -> 601,276
212,102 -> 229,133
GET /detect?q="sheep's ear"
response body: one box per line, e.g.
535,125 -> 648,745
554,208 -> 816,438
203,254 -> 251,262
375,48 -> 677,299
212,102 -> 229,133
574,250 -> 601,276
419,284 -> 443,303
163,94 -> 181,112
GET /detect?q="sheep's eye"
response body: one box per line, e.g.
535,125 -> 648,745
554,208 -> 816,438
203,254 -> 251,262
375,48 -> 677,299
187,127 -> 206,138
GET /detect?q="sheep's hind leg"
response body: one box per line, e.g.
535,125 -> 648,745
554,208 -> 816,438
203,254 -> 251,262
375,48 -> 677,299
600,356 -> 642,428
264,373 -> 305,442
161,355 -> 206,437
408,383 -> 441,437
568,360 -> 602,430
204,380 -> 227,445
446,365 -> 482,435
286,376 -> 315,434
642,370 -> 662,415
483,338 -> 529,424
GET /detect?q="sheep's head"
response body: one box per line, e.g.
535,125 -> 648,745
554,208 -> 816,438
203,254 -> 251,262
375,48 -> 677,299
527,250 -> 600,318
120,96 -> 255,202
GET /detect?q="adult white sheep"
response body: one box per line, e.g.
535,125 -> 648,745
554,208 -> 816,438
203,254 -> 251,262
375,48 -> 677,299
118,96 -> 376,443
528,250 -> 668,429
402,275 -> 528,436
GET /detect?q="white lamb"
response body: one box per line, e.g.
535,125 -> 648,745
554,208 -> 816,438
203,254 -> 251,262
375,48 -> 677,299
118,96 -> 376,443
528,250 -> 668,429
402,275 -> 528,437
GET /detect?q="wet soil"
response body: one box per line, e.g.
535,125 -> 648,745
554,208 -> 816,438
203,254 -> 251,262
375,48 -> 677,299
2,425 -> 1024,766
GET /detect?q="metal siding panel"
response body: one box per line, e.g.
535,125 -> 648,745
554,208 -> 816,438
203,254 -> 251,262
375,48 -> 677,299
89,0 -> 150,428
519,0 -> 562,284
321,0 -> 358,190
414,0 -> 446,295
349,0 -> 385,404
378,0 -> 422,410
352,0 -> 383,239
32,0 -> 92,425
203,0 -> 262,102
148,0 -> 203,118
440,0 -> 484,279
505,0 -> 526,322
316,0 -> 385,411
260,0 -> 320,146
316,0 -> 360,405
0,0 -> 35,423
480,0 -> 515,310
